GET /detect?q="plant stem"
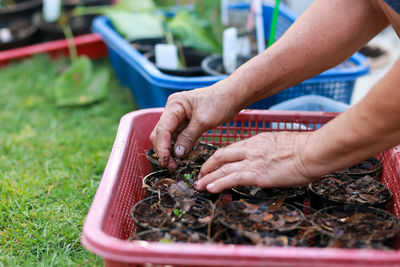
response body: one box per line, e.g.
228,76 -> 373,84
62,24 -> 78,62
268,0 -> 281,47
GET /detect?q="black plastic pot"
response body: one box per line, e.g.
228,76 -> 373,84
335,157 -> 383,179
145,142 -> 218,171
130,37 -> 166,54
0,16 -> 39,51
218,198 -> 305,235
35,0 -> 112,41
145,48 -> 209,77
34,12 -> 93,41
131,194 -> 213,231
311,205 -> 400,246
129,229 -> 211,243
0,0 -> 42,20
231,185 -> 308,208
309,174 -> 392,210
201,54 -> 251,76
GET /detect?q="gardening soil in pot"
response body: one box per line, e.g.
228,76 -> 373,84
309,173 -> 392,209
335,157 -> 382,179
145,48 -> 209,77
231,185 -> 308,207
218,198 -> 305,235
145,142 -> 218,171
142,167 -> 218,201
131,193 -> 213,231
129,229 -> 211,244
311,205 -> 400,248
0,16 -> 38,50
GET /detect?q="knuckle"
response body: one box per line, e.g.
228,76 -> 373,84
178,132 -> 196,145
213,150 -> 224,163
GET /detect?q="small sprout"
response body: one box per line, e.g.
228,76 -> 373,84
184,173 -> 191,180
173,208 -> 186,218
160,238 -> 173,243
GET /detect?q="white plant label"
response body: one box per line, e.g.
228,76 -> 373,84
223,27 -> 238,74
43,0 -> 61,23
155,44 -> 178,70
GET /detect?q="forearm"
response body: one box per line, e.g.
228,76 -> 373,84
302,57 -> 400,178
221,0 -> 388,109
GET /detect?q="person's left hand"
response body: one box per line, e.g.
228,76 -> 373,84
194,131 -> 316,193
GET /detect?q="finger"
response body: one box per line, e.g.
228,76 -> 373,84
195,161 -> 244,191
202,171 -> 257,193
153,105 -> 187,166
199,146 -> 246,177
173,119 -> 206,158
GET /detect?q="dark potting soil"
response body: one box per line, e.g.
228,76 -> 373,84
311,205 -> 400,243
129,229 -> 211,243
218,198 -> 304,233
146,142 -> 218,170
309,174 -> 392,206
335,157 -> 382,178
232,185 -> 308,201
131,193 -> 213,231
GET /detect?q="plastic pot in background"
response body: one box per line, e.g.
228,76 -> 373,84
130,37 -> 166,54
201,54 -> 251,76
145,48 -> 209,77
309,173 -> 392,210
36,0 -> 112,41
0,16 -> 39,51
0,0 -> 42,20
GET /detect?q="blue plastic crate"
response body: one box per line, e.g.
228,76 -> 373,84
93,2 -> 369,109
269,95 -> 350,112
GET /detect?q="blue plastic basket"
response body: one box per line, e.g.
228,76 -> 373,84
93,3 -> 369,109
269,95 -> 350,112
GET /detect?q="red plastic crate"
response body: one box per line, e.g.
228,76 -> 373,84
0,33 -> 107,66
82,108 -> 400,267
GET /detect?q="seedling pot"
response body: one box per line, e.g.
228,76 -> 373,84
201,54 -> 251,76
129,229 -> 211,243
218,198 -> 305,235
309,173 -> 392,209
0,16 -> 39,50
231,185 -> 308,207
311,205 -> 400,246
131,194 -> 213,231
335,157 -> 383,179
145,142 -> 218,171
130,37 -> 166,54
0,0 -> 41,20
145,48 -> 209,77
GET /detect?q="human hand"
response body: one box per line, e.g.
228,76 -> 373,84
194,131 -> 316,193
150,80 -> 242,172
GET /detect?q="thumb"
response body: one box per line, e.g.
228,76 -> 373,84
173,120 -> 205,158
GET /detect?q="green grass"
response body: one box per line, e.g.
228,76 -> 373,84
0,55 -> 136,266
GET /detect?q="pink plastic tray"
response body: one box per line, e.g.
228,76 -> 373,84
82,108 -> 400,267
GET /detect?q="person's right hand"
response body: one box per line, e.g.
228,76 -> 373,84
150,79 -> 242,172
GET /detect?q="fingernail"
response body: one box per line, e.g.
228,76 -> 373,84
194,181 -> 199,189
175,145 -> 186,157
197,173 -> 202,179
207,183 -> 216,192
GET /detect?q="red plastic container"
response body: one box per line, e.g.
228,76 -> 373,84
0,33 -> 107,66
82,109 -> 400,267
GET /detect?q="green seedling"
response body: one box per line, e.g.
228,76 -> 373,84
173,208 -> 186,221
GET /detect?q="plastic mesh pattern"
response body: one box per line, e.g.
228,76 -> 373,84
102,131 -> 146,240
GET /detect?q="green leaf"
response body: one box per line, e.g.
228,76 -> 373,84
54,56 -> 110,107
115,0 -> 156,11
167,11 -> 221,54
183,173 -> 191,180
105,10 -> 165,41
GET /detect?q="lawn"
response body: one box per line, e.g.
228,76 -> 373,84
0,55 -> 136,266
